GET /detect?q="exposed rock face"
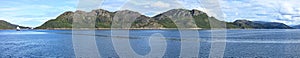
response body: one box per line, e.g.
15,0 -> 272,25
113,10 -> 149,28
36,8 -> 293,29
152,9 -> 236,28
93,9 -> 114,28
233,20 -> 292,29
35,9 -> 242,29
153,9 -> 196,28
190,9 -> 206,16
131,15 -> 162,28
36,9 -> 165,29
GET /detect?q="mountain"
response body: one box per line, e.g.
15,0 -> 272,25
0,20 -> 30,29
292,25 -> 300,29
232,20 -> 292,29
36,9 -> 164,29
0,20 -> 17,29
35,11 -> 74,29
36,9 -> 292,29
36,9 -> 240,29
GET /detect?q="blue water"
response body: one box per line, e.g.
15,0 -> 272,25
1,29 -> 300,58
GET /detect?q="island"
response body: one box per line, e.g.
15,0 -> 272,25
0,9 -> 294,30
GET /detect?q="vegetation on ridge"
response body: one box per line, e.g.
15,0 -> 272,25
35,9 -> 292,29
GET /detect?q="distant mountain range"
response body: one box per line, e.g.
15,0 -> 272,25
233,20 -> 292,29
0,20 -> 30,29
292,25 -> 300,29
0,9 -> 296,29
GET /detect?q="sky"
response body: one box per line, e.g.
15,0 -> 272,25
1,0 -> 300,27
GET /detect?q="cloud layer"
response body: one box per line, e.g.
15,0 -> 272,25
221,0 -> 300,25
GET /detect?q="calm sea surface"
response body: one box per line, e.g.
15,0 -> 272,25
1,29 -> 300,58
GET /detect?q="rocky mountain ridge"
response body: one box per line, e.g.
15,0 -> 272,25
35,9 -> 293,29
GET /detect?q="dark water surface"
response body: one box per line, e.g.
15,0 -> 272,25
0,29 -> 300,58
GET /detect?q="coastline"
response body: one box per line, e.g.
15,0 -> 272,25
0,28 -> 32,30
33,28 -> 203,30
1,28 -> 297,30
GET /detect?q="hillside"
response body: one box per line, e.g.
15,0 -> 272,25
233,20 -> 292,29
0,20 -> 17,29
36,9 -> 292,29
291,24 -> 300,29
36,9 -> 240,29
0,20 -> 30,29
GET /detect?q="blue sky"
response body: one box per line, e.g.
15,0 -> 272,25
1,0 -> 300,27
0,0 -> 77,27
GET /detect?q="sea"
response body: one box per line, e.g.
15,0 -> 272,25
0,29 -> 300,58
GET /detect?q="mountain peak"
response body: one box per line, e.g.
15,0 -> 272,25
0,20 -> 10,24
161,9 -> 190,15
168,9 -> 189,11
158,9 -> 207,17
0,20 -> 5,22
234,20 -> 251,23
60,11 -> 74,16
190,9 -> 206,16
35,8 -> 294,29
91,9 -> 109,12
115,10 -> 141,15
74,10 -> 87,14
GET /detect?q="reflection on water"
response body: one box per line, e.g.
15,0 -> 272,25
0,29 -> 300,57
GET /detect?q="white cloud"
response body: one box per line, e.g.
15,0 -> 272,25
151,1 -> 170,8
118,0 -> 182,16
5,0 -> 300,27
221,0 -> 300,25
0,0 -> 77,27
195,7 -> 215,17
198,0 -> 225,20
100,0 -> 128,12
0,7 -> 20,11
77,0 -> 104,11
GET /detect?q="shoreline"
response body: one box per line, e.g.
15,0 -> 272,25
33,28 -> 203,30
1,28 -> 297,30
